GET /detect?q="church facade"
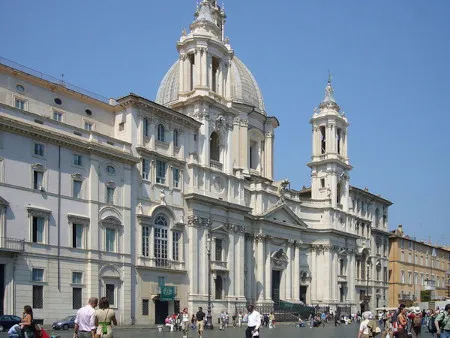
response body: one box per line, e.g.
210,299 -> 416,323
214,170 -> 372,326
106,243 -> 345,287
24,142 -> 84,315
0,1 -> 391,325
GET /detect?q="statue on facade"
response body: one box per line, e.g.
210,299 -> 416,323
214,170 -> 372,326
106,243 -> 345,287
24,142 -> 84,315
160,190 -> 167,205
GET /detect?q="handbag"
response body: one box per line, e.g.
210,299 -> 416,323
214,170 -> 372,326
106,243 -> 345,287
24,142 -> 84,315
96,310 -> 109,337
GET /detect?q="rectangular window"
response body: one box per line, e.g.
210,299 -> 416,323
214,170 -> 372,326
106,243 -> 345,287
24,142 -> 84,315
73,180 -> 82,198
105,284 -> 115,307
33,171 -> 43,190
401,271 -> 405,283
215,239 -> 223,261
73,154 -> 82,166
142,226 -> 150,257
172,232 -> 180,261
84,121 -> 93,131
72,224 -> 83,248
400,239 -> 404,249
142,299 -> 149,316
72,287 -> 82,310
409,241 -> 413,249
72,272 -> 83,284
172,167 -> 180,188
34,143 -> 45,156
414,272 -> 418,285
32,216 -> 44,243
53,111 -> 63,122
401,251 -> 405,262
156,160 -> 166,184
320,178 -> 325,188
33,285 -> 43,309
143,118 -> 149,137
408,253 -> 412,263
142,159 -> 150,180
408,272 -> 412,284
15,98 -> 26,110
105,229 -> 116,252
106,187 -> 115,204
32,268 -> 44,282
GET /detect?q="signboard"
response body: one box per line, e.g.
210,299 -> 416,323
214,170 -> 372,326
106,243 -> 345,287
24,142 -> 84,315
160,286 -> 175,301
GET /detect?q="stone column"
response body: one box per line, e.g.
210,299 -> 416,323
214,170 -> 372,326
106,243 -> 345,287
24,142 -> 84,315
228,232 -> 235,297
200,113 -> 210,166
195,49 -> 201,88
286,243 -> 293,300
293,244 -> 300,301
201,50 -> 208,87
256,236 -> 265,301
225,60 -> 232,99
226,126 -> 233,174
235,233 -> 244,297
265,131 -> 274,181
310,248 -> 317,302
240,119 -> 249,172
245,235 -> 253,301
179,55 -> 185,92
188,223 -> 199,296
264,240 -> 271,301
149,120 -> 156,150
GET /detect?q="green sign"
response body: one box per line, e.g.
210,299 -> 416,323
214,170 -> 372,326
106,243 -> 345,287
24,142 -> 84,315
160,286 -> 175,301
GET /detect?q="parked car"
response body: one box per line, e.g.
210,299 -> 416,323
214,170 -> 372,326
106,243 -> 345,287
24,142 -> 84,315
0,315 -> 21,332
52,315 -> 76,330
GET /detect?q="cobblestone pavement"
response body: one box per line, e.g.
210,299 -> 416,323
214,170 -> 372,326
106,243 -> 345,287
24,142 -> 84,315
0,323 -> 436,338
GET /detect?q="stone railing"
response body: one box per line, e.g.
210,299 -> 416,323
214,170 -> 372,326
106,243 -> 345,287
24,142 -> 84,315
210,160 -> 223,171
211,260 -> 228,271
0,237 -> 25,252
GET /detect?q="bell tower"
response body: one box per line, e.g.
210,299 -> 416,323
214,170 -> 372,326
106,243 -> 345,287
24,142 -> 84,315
308,77 -> 352,210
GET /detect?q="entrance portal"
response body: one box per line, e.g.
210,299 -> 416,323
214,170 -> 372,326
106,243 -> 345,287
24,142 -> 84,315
300,285 -> 308,304
154,300 -> 168,324
272,270 -> 281,303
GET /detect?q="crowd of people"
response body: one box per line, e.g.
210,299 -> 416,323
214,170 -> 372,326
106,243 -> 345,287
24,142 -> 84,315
7,297 -> 117,338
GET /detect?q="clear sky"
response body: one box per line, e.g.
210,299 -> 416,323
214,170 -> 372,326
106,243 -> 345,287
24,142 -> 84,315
1,0 -> 449,245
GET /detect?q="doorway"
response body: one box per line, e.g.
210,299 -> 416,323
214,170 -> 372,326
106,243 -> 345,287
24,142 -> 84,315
0,265 -> 4,315
300,285 -> 308,304
154,300 -> 168,324
272,270 -> 281,303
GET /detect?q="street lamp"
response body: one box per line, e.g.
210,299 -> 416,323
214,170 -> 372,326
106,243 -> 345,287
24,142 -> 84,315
205,232 -> 214,330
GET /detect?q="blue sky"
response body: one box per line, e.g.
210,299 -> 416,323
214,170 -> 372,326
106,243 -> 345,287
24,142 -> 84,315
1,1 -> 449,244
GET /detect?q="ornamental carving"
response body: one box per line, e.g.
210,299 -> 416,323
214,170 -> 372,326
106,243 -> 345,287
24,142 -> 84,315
31,163 -> 46,172
187,215 -> 212,228
71,173 -> 84,181
213,176 -> 224,192
239,119 -> 248,127
233,117 -> 240,125
271,249 -> 288,269
225,223 -> 246,233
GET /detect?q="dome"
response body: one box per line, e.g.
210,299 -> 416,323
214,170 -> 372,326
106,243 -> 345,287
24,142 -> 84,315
155,56 -> 266,114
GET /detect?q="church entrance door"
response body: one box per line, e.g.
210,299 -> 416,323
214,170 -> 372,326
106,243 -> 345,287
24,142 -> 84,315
272,270 -> 281,304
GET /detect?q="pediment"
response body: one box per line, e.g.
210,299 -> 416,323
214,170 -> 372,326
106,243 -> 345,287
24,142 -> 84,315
259,203 -> 307,228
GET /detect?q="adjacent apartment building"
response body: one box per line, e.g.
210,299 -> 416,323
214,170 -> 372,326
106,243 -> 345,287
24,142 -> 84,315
388,225 -> 450,307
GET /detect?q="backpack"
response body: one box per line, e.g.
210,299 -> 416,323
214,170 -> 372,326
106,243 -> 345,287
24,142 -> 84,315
428,317 -> 437,334
367,319 -> 381,337
413,315 -> 421,328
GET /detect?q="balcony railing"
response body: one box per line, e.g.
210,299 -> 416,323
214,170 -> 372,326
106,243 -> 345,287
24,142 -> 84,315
210,160 -> 223,171
211,260 -> 228,271
148,258 -> 185,271
337,275 -> 347,283
0,237 -> 25,252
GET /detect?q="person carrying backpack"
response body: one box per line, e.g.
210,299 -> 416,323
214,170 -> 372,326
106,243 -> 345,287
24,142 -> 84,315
428,309 -> 438,337
435,304 -> 450,338
407,307 -> 422,338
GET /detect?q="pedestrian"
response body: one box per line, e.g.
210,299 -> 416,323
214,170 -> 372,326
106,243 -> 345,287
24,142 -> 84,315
232,314 -> 237,328
19,306 -> 34,338
181,308 -> 189,338
245,305 -> 261,338
95,297 -> 117,338
238,312 -> 243,328
74,297 -> 98,338
191,314 -> 196,330
357,311 -> 371,338
435,304 -> 450,338
396,305 -> 408,338
195,307 -> 205,338
219,311 -> 225,330
407,307 -> 422,338
308,313 -> 313,328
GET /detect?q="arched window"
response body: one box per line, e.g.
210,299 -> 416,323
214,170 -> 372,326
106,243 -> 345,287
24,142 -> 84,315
336,182 -> 342,204
173,129 -> 179,147
157,124 -> 165,142
154,214 -> 168,266
210,132 -> 220,162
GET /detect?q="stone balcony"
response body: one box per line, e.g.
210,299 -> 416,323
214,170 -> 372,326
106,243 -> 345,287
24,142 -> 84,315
210,160 -> 223,171
337,275 -> 347,283
0,237 -> 25,252
136,257 -> 186,271
211,260 -> 228,271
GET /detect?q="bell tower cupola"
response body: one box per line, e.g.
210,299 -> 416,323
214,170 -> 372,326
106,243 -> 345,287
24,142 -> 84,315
308,76 -> 352,210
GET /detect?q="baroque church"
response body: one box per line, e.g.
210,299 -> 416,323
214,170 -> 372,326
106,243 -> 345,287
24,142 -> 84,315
0,0 -> 391,325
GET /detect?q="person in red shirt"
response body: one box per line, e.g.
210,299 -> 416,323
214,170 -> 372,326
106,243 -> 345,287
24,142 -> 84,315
407,307 -> 422,338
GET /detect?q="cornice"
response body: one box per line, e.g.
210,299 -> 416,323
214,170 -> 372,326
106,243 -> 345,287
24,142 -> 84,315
0,113 -> 139,164
184,193 -> 252,213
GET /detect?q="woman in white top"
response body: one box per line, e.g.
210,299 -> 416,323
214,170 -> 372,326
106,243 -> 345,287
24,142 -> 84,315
181,308 -> 189,337
358,311 -> 372,338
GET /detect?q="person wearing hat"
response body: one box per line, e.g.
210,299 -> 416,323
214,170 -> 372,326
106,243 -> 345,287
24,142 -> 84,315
435,304 -> 450,338
407,307 -> 422,338
358,311 -> 372,338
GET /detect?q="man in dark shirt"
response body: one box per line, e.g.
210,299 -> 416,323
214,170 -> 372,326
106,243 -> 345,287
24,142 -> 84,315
196,307 -> 206,338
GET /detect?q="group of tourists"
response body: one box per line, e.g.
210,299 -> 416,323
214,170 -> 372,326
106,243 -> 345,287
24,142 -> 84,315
357,303 -> 450,338
73,297 -> 117,338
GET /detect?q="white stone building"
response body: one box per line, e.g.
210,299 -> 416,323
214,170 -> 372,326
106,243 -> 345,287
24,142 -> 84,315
0,0 -> 392,325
